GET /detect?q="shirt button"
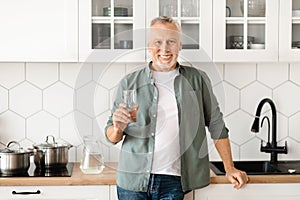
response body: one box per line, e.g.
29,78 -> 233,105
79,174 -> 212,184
153,114 -> 156,118
146,170 -> 150,173
151,133 -> 155,136
154,96 -> 157,100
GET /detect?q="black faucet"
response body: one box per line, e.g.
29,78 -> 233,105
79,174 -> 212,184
251,98 -> 288,163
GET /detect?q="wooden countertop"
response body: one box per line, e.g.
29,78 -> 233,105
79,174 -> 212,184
1,162 -> 300,186
210,173 -> 300,184
0,163 -> 117,186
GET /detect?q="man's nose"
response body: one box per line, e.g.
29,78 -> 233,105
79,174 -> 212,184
160,41 -> 170,52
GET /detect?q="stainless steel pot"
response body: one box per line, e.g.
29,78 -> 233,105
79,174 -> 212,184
0,141 -> 33,174
33,135 -> 73,169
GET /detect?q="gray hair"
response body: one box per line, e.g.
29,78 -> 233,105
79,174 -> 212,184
150,16 -> 181,32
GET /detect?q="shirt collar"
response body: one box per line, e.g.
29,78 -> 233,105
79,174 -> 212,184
146,61 -> 182,78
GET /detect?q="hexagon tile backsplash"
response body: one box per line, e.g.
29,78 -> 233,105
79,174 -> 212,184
0,62 -> 300,163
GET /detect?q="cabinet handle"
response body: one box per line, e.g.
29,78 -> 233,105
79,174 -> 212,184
12,190 -> 41,195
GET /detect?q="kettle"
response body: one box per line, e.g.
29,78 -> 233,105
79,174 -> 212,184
80,136 -> 105,174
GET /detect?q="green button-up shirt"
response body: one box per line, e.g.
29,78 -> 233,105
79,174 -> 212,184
105,62 -> 228,192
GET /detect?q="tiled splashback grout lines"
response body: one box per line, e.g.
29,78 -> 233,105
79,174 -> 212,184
0,62 -> 300,163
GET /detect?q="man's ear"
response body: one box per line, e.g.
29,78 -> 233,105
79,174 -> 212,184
147,42 -> 152,53
179,42 -> 182,51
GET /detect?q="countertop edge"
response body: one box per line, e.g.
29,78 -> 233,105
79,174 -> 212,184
1,163 -> 300,186
210,175 -> 300,184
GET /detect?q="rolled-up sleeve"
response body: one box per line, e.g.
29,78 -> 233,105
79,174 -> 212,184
200,71 -> 229,139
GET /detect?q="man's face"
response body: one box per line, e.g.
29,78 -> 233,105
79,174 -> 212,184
148,22 -> 182,72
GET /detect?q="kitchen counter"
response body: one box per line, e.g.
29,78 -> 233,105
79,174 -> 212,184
0,163 -> 117,186
1,162 -> 300,186
210,173 -> 300,184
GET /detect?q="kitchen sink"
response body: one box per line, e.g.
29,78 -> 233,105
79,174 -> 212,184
210,160 -> 300,175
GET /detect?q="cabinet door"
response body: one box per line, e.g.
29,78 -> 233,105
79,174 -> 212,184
195,184 -> 300,200
213,0 -> 279,62
0,186 -> 109,200
79,0 -> 146,62
0,0 -> 78,62
279,0 -> 300,61
207,196 -> 300,200
146,0 -> 212,62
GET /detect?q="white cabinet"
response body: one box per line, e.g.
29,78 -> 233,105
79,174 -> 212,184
213,0 -> 300,62
1,0 -> 298,63
79,0 -> 146,62
0,185 -> 109,200
146,0 -> 213,62
213,0 -> 279,62
195,184 -> 300,200
79,0 -> 212,63
0,0 -> 78,62
279,0 -> 300,61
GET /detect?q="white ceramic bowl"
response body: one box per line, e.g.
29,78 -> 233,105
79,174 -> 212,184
250,43 -> 265,49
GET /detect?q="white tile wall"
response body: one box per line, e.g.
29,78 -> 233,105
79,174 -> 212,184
26,63 -> 59,89
257,63 -> 289,88
0,62 -> 299,163
10,82 -> 42,117
0,63 -> 25,89
240,82 -> 272,114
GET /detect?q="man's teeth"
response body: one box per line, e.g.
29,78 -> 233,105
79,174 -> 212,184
160,55 -> 170,58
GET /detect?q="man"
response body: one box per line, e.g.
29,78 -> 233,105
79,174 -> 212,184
105,16 -> 248,200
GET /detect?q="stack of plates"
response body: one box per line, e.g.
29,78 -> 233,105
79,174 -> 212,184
250,43 -> 265,49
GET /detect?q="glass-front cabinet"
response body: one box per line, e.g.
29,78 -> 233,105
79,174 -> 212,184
79,0 -> 146,62
213,0 -> 279,62
279,0 -> 300,61
80,0 -> 212,62
146,0 -> 212,62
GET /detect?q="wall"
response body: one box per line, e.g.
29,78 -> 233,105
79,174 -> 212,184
0,62 -> 300,163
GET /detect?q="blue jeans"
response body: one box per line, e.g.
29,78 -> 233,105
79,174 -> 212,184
117,174 -> 184,200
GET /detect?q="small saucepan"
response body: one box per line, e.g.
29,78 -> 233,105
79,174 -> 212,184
0,141 -> 33,174
33,135 -> 73,169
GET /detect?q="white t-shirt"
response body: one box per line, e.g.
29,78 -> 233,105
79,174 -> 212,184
150,69 -> 181,176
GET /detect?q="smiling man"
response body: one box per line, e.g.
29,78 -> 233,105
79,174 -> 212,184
147,19 -> 181,71
105,16 -> 248,200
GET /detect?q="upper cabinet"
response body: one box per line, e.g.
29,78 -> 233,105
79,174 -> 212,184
0,0 -> 78,62
213,0 -> 279,62
0,0 -> 299,63
79,0 -> 146,62
79,0 -> 212,62
279,0 -> 300,61
146,0 -> 213,62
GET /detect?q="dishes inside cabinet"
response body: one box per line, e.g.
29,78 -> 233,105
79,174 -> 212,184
250,43 -> 265,49
240,0 -> 265,17
292,10 -> 300,17
103,7 -> 128,16
119,40 -> 133,49
292,41 -> 300,49
229,35 -> 255,49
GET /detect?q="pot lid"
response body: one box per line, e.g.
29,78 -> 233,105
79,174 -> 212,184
0,141 -> 29,154
0,148 -> 15,153
33,135 -> 72,149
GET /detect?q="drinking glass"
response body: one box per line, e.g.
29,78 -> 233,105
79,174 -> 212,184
123,90 -> 137,122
